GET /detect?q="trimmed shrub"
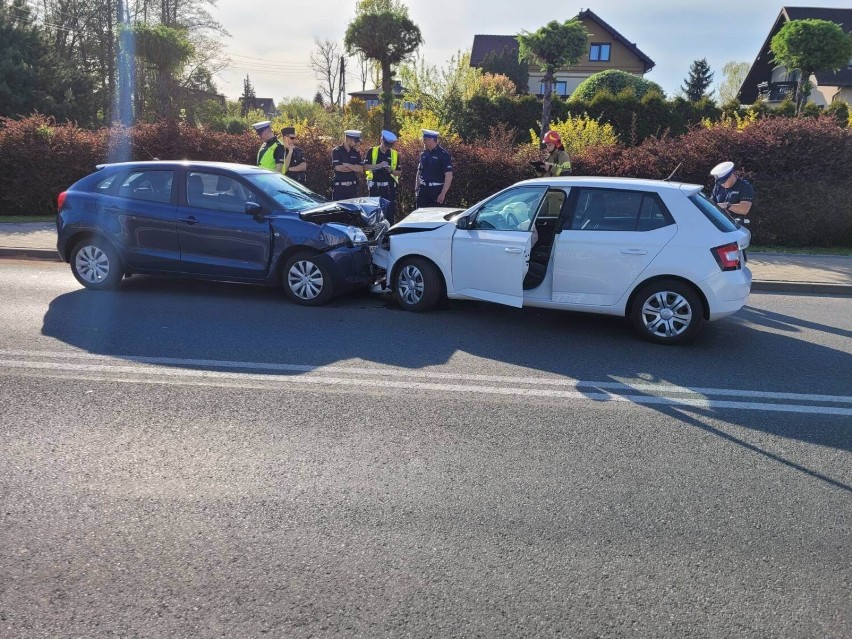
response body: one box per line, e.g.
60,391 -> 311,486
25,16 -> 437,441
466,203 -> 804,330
571,70 -> 665,101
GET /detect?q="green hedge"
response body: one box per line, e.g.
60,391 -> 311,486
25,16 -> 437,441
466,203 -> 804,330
1,114 -> 849,247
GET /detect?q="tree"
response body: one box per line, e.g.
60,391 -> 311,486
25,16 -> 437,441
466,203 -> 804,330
718,61 -> 749,103
241,75 -> 256,116
770,19 -> 852,114
681,58 -> 714,102
310,39 -> 344,107
133,22 -> 194,121
480,46 -> 529,94
313,91 -> 325,106
345,9 -> 423,130
572,70 -> 665,101
518,19 -> 588,134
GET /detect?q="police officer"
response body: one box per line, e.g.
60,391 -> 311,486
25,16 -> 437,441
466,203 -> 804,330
331,130 -> 364,200
710,161 -> 755,217
253,121 -> 285,172
280,126 -> 307,184
364,130 -> 401,224
415,129 -> 453,208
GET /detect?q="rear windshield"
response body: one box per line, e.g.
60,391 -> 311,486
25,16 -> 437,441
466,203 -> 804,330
689,192 -> 738,232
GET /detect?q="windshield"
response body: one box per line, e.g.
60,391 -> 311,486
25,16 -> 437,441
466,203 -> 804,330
689,191 -> 738,232
246,172 -> 326,212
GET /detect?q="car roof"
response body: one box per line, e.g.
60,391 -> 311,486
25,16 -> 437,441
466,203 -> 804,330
518,176 -> 703,193
94,160 -> 267,174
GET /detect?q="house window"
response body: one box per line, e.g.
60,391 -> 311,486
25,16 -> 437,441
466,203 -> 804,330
589,43 -> 611,62
365,99 -> 380,108
539,81 -> 568,97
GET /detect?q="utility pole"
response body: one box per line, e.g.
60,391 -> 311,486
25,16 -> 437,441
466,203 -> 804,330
339,56 -> 346,107
116,0 -> 133,126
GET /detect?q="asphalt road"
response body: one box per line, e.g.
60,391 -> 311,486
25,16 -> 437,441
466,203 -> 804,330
1,261 -> 850,638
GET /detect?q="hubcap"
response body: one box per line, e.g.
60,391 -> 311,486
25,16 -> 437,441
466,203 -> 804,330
288,260 -> 324,300
641,291 -> 692,339
74,245 -> 110,284
398,265 -> 424,305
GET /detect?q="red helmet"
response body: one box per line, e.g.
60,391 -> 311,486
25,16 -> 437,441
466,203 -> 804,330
543,130 -> 562,146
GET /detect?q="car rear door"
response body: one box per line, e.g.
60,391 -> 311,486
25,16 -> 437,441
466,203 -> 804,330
451,186 -> 547,307
552,188 -> 677,306
98,168 -> 180,271
176,169 -> 272,279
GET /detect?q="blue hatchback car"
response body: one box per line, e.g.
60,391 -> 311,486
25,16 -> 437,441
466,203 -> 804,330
57,161 -> 389,305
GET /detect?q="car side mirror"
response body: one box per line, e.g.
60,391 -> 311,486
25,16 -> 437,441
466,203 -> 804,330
456,216 -> 471,230
245,201 -> 263,215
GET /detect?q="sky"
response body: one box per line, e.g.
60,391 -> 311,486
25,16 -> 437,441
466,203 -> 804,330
212,0 -> 852,102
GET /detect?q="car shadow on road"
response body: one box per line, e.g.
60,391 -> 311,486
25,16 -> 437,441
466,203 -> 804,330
738,304 -> 852,340
41,276 -> 852,457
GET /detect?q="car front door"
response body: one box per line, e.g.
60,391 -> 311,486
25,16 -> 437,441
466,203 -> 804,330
177,170 -> 272,279
451,186 -> 547,307
552,188 -> 677,306
99,169 -> 180,270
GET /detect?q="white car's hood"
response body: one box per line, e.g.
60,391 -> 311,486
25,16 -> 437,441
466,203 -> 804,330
394,207 -> 464,229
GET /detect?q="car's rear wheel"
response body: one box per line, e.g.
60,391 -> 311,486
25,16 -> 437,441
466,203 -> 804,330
630,279 -> 704,344
70,237 -> 123,290
392,257 -> 441,312
282,252 -> 334,306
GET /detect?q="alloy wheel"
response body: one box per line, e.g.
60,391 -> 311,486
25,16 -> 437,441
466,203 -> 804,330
74,245 -> 111,284
397,264 -> 424,305
288,260 -> 324,300
640,291 -> 693,339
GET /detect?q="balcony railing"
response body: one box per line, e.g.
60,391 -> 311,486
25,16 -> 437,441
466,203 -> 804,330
757,81 -> 798,102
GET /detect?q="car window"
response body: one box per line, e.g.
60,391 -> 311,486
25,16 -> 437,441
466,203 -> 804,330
689,192 -> 738,232
537,189 -> 568,219
95,174 -> 118,193
117,170 -> 173,204
186,172 -> 256,213
246,172 -> 325,212
473,186 -> 547,231
570,188 -> 672,232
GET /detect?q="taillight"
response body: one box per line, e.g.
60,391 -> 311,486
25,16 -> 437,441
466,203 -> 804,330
57,191 -> 67,211
712,242 -> 741,271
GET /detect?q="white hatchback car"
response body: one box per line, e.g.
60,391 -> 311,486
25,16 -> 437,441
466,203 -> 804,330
372,177 -> 752,344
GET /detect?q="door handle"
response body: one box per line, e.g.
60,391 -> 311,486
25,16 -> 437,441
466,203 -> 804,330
504,247 -> 523,254
621,248 -> 648,255
178,216 -> 199,225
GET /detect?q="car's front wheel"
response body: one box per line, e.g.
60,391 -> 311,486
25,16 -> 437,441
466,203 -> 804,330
392,257 -> 442,312
630,279 -> 704,344
70,237 -> 123,290
282,252 -> 334,306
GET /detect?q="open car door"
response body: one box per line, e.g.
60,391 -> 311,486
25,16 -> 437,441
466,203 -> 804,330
451,185 -> 547,307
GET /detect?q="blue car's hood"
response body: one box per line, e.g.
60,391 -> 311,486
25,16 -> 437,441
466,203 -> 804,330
297,197 -> 386,228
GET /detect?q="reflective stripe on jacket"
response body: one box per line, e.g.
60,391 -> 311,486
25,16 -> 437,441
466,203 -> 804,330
257,142 -> 281,171
365,147 -> 399,183
546,149 -> 572,176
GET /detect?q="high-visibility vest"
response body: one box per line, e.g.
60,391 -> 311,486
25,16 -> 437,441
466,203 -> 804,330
257,141 -> 281,171
365,146 -> 399,183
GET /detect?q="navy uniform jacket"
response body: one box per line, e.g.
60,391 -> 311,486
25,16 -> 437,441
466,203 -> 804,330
712,177 -> 755,208
332,145 -> 362,183
418,145 -> 453,185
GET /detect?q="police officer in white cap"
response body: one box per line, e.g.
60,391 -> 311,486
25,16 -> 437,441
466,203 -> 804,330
364,130 -> 401,223
710,161 -> 755,217
331,130 -> 364,200
415,129 -> 453,208
253,121 -> 285,172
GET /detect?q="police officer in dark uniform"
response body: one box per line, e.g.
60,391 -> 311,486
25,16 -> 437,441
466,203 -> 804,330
331,130 -> 364,200
253,121 -> 285,172
415,129 -> 453,208
363,130 -> 401,224
710,161 -> 755,217
280,126 -> 307,184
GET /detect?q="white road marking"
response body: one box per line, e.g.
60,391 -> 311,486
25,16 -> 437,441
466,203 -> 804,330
1,349 -> 850,404
1,356 -> 851,417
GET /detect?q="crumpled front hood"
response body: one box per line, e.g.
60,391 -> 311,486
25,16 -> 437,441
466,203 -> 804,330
393,207 -> 465,229
299,197 -> 386,228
